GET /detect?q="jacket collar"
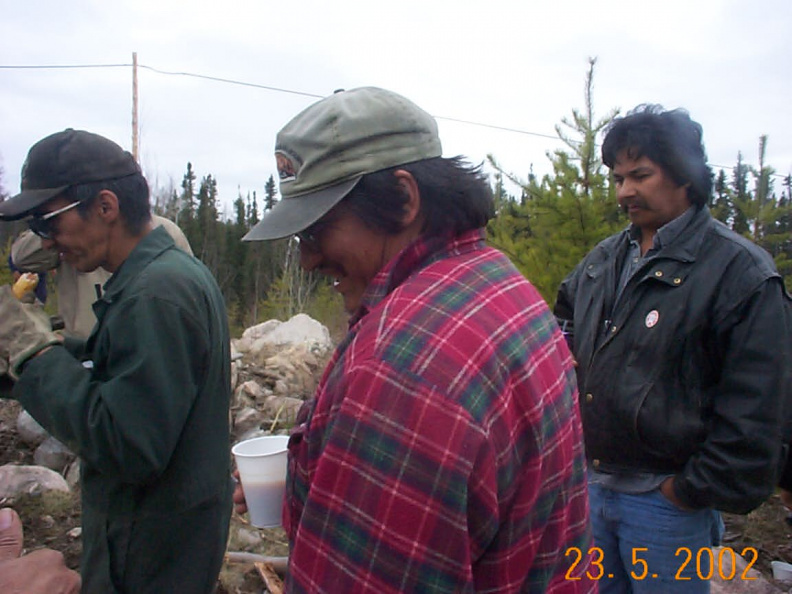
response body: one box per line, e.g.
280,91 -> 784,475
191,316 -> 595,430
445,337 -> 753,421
101,225 -> 175,303
620,206 -> 712,263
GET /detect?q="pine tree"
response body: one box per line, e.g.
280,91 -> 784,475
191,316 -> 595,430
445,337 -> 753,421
731,153 -> 751,235
710,169 -> 734,225
264,175 -> 277,212
487,57 -> 624,303
247,191 -> 259,227
196,174 -> 221,275
177,162 -> 199,245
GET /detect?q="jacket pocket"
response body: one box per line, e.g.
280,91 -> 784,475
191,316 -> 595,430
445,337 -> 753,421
634,379 -> 705,464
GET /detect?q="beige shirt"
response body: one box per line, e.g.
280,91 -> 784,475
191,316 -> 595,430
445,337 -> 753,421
11,215 -> 193,339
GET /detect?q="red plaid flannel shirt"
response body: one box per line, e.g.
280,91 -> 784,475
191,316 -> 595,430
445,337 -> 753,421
284,230 -> 594,592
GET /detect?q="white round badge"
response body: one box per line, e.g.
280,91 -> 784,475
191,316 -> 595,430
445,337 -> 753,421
645,310 -> 659,328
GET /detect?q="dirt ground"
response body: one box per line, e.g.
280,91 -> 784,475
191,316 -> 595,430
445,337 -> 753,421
3,397 -> 792,592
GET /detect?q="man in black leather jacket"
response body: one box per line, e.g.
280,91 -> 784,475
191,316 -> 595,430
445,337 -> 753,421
555,105 -> 792,593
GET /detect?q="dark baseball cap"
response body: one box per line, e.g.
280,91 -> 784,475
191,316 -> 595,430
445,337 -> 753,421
0,129 -> 141,220
243,87 -> 442,242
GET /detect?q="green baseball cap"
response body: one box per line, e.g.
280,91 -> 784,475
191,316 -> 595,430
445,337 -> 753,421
243,87 -> 442,241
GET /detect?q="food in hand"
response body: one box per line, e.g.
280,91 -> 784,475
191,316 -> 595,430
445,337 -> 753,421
12,272 -> 39,300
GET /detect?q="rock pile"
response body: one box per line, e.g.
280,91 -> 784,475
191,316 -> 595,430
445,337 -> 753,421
230,313 -> 333,442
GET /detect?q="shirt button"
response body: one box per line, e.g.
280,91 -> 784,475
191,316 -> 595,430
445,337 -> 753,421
654,270 -> 663,277
592,459 -> 600,468
586,393 -> 593,403
673,277 -> 682,285
611,325 -> 618,333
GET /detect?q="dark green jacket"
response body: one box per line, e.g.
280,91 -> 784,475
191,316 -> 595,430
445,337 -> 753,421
15,227 -> 232,593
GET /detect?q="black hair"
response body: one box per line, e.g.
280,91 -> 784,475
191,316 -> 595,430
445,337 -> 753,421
342,156 -> 494,237
64,172 -> 152,235
602,105 -> 713,208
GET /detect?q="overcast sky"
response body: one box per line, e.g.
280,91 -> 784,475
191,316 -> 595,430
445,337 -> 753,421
2,0 -> 791,216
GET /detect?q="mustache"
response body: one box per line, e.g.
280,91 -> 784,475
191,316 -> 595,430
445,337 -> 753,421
621,198 -> 649,212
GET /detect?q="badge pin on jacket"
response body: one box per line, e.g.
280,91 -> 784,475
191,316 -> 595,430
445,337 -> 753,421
645,310 -> 659,328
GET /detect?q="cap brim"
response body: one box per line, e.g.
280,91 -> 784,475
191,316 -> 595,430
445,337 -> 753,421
0,186 -> 68,220
242,177 -> 360,241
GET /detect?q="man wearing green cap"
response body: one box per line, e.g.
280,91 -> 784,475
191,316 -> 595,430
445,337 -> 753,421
0,129 -> 232,593
235,87 -> 595,592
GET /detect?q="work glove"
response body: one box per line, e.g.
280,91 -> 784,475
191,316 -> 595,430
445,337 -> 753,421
0,285 -> 61,380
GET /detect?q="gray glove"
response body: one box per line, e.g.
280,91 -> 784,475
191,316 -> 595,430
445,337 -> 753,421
0,285 -> 61,379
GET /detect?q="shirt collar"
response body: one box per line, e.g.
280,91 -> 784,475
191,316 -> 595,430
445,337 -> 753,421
628,206 -> 696,252
348,228 -> 486,327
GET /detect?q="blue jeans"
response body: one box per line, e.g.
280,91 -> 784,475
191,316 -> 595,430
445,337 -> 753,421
588,482 -> 724,594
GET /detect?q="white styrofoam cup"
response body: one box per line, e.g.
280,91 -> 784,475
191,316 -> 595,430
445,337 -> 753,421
232,435 -> 289,528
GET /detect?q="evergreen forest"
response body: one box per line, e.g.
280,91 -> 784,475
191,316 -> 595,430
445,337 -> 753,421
1,59 -> 790,336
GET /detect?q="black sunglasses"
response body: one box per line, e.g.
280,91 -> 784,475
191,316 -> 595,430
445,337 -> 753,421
27,200 -> 82,240
295,212 -> 341,251
295,226 -> 321,250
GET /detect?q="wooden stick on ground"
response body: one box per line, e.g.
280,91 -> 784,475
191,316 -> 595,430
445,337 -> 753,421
225,551 -> 288,575
255,561 -> 284,594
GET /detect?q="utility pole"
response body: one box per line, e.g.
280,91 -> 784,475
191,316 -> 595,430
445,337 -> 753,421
132,52 -> 139,162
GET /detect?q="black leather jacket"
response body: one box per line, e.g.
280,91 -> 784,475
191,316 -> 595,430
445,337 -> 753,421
555,207 -> 792,514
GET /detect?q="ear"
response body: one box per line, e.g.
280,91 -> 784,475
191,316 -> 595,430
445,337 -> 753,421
95,190 -> 121,223
393,169 -> 422,228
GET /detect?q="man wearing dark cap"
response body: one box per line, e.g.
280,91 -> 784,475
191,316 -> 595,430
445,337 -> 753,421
235,87 -> 595,592
0,129 -> 232,593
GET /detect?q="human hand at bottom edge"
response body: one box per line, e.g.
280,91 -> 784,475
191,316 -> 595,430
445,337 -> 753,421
0,507 -> 80,594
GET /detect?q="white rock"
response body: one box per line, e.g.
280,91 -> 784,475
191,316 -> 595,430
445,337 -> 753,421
241,319 -> 282,342
243,314 -> 331,350
40,514 -> 55,528
234,526 -> 262,548
16,410 -> 48,446
34,436 -> 75,471
233,407 -> 262,436
64,459 -> 81,489
230,359 -> 239,391
260,395 -> 304,425
238,380 -> 267,401
0,464 -> 70,497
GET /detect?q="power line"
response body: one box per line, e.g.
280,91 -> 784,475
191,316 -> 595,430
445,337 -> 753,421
432,115 -> 562,142
0,61 -> 560,138
2,61 -> 789,179
137,64 -> 326,100
0,63 -> 131,69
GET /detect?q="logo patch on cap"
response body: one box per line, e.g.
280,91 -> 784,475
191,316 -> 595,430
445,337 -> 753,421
275,150 -> 300,183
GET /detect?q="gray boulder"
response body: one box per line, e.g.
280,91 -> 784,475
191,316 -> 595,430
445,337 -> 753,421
0,464 -> 70,497
16,410 -> 48,446
34,436 -> 75,471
